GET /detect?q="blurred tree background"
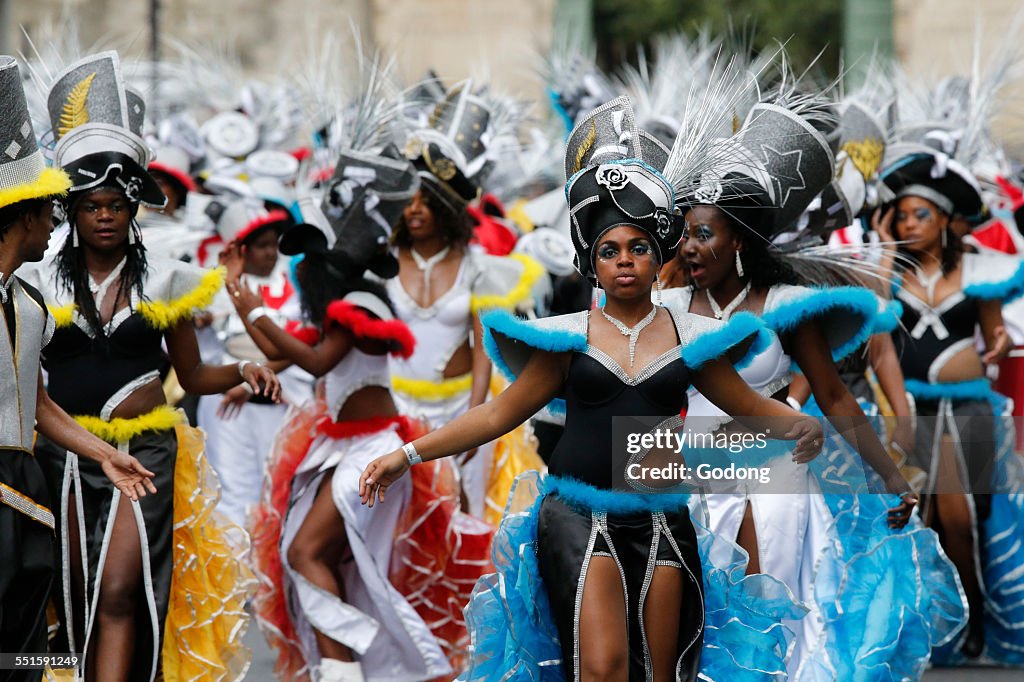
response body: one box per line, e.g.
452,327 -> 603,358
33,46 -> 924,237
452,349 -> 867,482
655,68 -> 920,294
591,0 -> 842,77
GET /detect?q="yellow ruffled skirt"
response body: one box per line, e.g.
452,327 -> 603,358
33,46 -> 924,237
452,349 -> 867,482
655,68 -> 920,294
161,423 -> 256,681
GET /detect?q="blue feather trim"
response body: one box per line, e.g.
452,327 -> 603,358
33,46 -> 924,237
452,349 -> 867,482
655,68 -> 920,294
680,311 -> 763,370
543,475 -> 691,514
963,259 -> 1024,302
871,299 -> 904,334
733,327 -> 775,371
762,287 -> 878,361
481,309 -> 587,380
904,378 -> 993,402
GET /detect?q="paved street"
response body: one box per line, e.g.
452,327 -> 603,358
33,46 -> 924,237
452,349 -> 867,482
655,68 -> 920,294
242,622 -> 1021,681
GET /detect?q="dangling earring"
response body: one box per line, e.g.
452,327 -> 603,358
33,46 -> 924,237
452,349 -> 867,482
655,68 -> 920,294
71,227 -> 79,248
655,276 -> 663,305
128,222 -> 138,245
941,227 -> 948,248
735,251 -> 744,277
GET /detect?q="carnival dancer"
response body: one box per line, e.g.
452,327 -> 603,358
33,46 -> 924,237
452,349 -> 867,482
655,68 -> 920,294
392,82 -> 543,519
196,194 -> 312,527
878,139 -> 1024,662
0,55 -> 156,682
233,141 -> 487,681
360,95 -> 826,682
21,51 -> 278,682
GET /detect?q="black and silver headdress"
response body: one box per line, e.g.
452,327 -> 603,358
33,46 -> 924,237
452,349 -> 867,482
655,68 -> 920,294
281,43 -> 417,282
563,96 -> 678,282
45,51 -> 165,207
403,82 -> 493,217
0,55 -> 71,211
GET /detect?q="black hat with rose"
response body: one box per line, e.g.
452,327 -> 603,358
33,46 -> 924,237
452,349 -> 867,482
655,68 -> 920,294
564,96 -> 681,284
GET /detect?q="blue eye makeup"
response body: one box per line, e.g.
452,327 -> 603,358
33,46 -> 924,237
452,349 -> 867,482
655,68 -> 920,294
914,207 -> 933,222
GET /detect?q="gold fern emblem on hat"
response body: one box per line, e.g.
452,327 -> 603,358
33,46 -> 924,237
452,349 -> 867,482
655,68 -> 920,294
58,72 -> 96,139
571,119 -> 596,176
840,137 -> 884,181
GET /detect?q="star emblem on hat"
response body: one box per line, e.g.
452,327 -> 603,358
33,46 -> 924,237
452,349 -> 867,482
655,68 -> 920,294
761,145 -> 805,206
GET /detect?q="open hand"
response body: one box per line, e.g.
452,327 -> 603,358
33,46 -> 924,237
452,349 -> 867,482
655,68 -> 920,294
359,450 -> 410,508
225,277 -> 264,319
217,384 -> 252,420
241,361 -> 281,402
218,241 -> 246,281
982,325 -> 1011,365
871,206 -> 896,243
101,450 -> 157,501
785,416 -> 824,463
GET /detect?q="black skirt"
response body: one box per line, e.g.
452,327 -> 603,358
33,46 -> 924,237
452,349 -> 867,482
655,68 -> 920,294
536,494 -> 704,681
37,429 -> 177,680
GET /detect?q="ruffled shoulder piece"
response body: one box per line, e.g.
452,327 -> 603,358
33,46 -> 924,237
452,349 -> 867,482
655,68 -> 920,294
16,256 -> 77,329
135,258 -> 224,329
468,251 -> 546,314
481,309 -> 588,382
324,292 -> 415,358
762,284 -> 878,361
660,298 -> 765,371
961,252 -> 1024,302
870,296 -> 903,334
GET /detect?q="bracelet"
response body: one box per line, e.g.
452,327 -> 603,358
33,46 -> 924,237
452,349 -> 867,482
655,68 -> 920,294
237,360 -> 252,378
247,306 -> 271,325
402,442 -> 422,467
785,396 -> 803,411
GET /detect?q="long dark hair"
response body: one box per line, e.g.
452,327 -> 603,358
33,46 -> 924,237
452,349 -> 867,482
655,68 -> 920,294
391,188 -> 473,249
56,190 -> 148,335
296,253 -> 395,329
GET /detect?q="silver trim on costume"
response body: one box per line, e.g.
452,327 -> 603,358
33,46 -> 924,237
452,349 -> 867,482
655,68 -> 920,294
100,370 -> 161,420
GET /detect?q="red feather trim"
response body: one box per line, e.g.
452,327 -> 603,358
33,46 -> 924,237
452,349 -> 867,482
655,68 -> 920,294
314,414 -> 422,440
324,300 -> 416,358
148,161 -> 198,193
285,320 -> 321,345
236,209 -> 291,244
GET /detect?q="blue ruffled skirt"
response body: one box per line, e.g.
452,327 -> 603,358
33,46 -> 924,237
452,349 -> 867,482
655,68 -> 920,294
458,471 -> 806,681
929,391 -> 1024,665
799,396 -> 968,679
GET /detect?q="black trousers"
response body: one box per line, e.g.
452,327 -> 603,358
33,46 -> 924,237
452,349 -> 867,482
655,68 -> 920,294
0,450 -> 55,682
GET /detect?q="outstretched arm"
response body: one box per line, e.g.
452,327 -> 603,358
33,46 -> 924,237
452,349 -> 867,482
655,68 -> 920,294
359,348 -> 568,506
227,276 -> 354,377
35,372 -> 157,500
165,318 -> 281,399
787,321 -> 916,528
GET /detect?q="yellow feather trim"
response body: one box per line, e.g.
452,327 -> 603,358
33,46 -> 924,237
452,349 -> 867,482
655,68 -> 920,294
59,72 -> 96,139
0,167 -> 71,210
391,373 -> 473,401
470,253 -> 544,313
48,303 -> 76,328
73,405 -> 184,443
136,267 -> 225,329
